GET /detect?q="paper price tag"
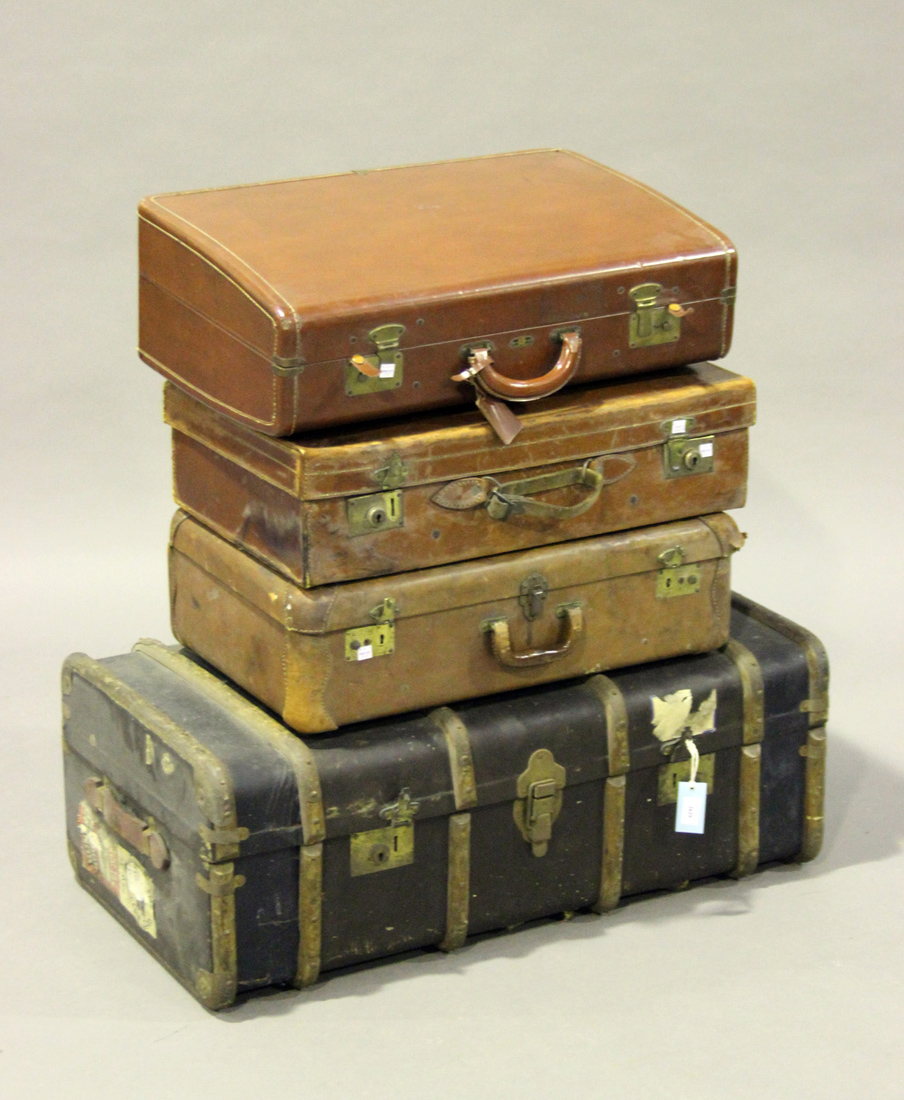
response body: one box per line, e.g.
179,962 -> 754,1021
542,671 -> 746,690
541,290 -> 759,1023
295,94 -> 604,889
671,419 -> 687,435
379,362 -> 396,379
698,441 -> 713,457
675,781 -> 707,834
356,644 -> 374,661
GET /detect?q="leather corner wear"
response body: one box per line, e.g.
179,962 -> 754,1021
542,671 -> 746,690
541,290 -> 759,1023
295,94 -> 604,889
62,594 -> 826,1008
138,150 -> 737,437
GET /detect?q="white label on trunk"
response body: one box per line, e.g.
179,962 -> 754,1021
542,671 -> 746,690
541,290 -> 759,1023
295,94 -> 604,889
356,644 -> 374,661
699,441 -> 714,457
675,782 -> 707,834
671,419 -> 687,435
379,362 -> 396,379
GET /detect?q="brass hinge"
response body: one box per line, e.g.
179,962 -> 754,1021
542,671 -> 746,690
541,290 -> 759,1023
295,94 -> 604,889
195,870 -> 246,896
513,749 -> 566,857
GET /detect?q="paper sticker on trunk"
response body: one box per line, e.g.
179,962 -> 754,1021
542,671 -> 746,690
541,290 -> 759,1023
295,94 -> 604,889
78,802 -> 157,938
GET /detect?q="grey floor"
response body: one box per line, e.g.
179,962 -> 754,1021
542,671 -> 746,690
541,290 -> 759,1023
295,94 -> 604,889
2,3 -> 902,1097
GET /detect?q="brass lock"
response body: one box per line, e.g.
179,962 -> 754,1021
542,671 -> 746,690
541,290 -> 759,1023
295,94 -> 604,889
347,491 -> 404,536
513,748 -> 566,857
664,434 -> 715,479
345,323 -> 406,395
344,597 -> 397,661
349,788 -> 420,876
628,283 -> 684,348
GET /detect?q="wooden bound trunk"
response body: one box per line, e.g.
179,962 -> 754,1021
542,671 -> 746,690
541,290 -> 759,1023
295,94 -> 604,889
168,510 -> 745,732
62,594 -> 828,1009
139,150 -> 737,437
166,362 -> 754,587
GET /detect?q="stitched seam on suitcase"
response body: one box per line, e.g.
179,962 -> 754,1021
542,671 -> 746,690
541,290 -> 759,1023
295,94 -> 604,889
141,210 -> 301,360
143,347 -> 279,430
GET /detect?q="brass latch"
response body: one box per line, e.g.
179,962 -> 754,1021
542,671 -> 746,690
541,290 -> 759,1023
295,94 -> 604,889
513,748 -> 566,857
344,597 -> 397,661
628,283 -> 687,348
519,573 -> 549,621
662,418 -> 715,479
347,490 -> 404,536
655,545 -> 702,598
349,787 -> 420,876
346,323 -> 405,396
372,452 -> 408,491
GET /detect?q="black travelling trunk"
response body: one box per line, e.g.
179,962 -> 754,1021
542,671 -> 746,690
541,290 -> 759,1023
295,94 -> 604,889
62,594 -> 828,1010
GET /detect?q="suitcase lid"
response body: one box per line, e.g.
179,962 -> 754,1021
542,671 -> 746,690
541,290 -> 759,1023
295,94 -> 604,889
169,510 -> 744,635
139,149 -> 736,371
63,593 -> 825,863
164,363 -> 756,501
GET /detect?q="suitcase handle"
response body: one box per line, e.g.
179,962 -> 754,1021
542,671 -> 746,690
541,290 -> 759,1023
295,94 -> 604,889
482,604 -> 583,668
452,330 -> 582,402
485,463 -> 604,521
85,777 -> 171,871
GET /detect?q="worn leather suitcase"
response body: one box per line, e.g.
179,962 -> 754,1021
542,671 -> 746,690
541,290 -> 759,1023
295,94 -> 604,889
62,594 -> 828,1009
169,510 -> 744,733
139,150 -> 737,441
166,362 -> 754,588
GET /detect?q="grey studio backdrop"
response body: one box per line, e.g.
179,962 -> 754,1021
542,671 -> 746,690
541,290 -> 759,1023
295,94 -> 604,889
2,2 -> 902,1097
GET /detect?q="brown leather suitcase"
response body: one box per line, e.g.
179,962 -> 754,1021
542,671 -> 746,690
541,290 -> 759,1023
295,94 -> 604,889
166,362 -> 754,588
62,594 -> 827,1009
169,510 -> 745,733
139,150 -> 737,440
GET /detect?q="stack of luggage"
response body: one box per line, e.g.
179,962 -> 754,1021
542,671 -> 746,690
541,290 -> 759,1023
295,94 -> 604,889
62,150 -> 828,1009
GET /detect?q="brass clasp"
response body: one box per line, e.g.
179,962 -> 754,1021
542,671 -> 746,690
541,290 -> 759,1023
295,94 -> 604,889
349,788 -> 420,876
628,283 -> 685,348
513,749 -> 566,857
346,323 -> 406,395
519,573 -> 549,622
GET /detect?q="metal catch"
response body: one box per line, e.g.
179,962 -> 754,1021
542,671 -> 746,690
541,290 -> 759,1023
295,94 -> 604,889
663,429 -> 715,479
345,323 -> 405,395
518,573 -> 549,622
345,598 -> 396,661
513,749 -> 566,857
349,788 -> 420,876
347,490 -> 404,536
628,283 -> 685,348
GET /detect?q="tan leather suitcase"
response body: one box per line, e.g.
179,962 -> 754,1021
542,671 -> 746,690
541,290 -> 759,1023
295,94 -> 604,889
139,150 -> 737,441
166,362 -> 754,588
169,510 -> 745,733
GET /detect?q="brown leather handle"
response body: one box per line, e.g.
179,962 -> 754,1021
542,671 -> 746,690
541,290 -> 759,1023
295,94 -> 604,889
453,331 -> 582,403
482,605 -> 583,668
85,777 -> 170,870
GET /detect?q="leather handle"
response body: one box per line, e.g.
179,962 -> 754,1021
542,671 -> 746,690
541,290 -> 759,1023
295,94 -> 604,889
483,605 -> 583,668
486,464 -> 604,521
452,331 -> 582,402
85,777 -> 170,870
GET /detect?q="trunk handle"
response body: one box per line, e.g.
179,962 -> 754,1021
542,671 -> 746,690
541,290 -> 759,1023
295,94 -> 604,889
482,604 -> 583,668
85,777 -> 170,871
